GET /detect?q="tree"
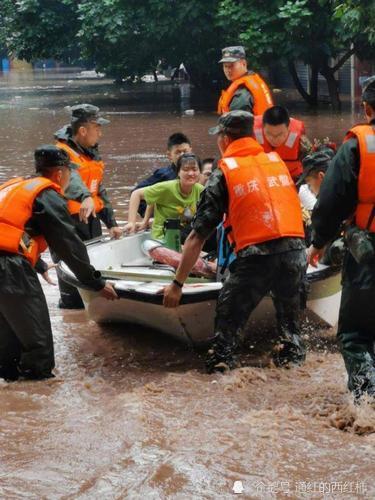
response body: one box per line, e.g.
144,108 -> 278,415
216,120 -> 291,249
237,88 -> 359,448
1,0 -> 373,107
76,0 -> 223,85
335,1 -> 375,45
217,0 -> 375,109
0,0 -> 81,63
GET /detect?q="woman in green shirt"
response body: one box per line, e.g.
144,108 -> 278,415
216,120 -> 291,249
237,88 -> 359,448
125,153 -> 204,241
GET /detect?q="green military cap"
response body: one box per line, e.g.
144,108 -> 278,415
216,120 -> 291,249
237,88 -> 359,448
219,46 -> 246,63
209,110 -> 253,136
34,144 -> 77,171
297,147 -> 336,186
362,75 -> 375,102
69,103 -> 110,125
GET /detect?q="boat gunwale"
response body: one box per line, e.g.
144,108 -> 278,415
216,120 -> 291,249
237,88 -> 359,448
57,263 -> 219,305
57,234 -> 341,305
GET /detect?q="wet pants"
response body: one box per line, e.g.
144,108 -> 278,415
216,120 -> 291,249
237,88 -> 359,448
0,281 -> 54,380
337,252 -> 375,395
54,214 -> 102,308
210,249 -> 307,367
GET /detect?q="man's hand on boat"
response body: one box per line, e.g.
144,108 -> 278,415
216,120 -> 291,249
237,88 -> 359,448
163,231 -> 207,308
109,226 -> 123,239
100,282 -> 119,300
307,244 -> 325,267
163,282 -> 183,308
79,196 -> 96,223
41,263 -> 58,286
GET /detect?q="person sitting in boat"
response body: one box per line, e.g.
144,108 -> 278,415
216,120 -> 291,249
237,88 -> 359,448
199,158 -> 214,186
125,153 -> 204,243
297,144 -> 336,198
298,145 -> 344,265
132,132 -> 192,216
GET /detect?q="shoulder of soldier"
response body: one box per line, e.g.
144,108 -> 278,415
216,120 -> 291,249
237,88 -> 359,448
205,164 -> 227,192
54,124 -> 71,141
34,186 -> 65,209
336,137 -> 359,160
229,86 -> 254,112
329,137 -> 360,176
232,85 -> 252,98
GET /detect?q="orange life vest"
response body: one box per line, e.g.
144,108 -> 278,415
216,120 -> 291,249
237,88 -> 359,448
218,73 -> 274,116
0,176 -> 61,266
253,115 -> 305,180
219,137 -> 304,252
56,141 -> 105,215
345,124 -> 375,231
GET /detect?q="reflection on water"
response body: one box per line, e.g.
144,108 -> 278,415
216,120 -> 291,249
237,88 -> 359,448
0,69 -> 374,499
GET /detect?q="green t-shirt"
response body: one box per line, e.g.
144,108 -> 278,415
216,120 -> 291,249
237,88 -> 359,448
143,179 -> 204,240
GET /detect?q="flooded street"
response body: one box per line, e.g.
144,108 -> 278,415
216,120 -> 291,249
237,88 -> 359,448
0,69 -> 374,499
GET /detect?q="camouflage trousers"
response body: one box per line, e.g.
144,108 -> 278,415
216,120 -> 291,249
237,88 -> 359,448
337,252 -> 375,398
206,249 -> 307,372
52,214 -> 102,309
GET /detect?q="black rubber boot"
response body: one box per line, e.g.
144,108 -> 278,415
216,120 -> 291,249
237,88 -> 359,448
205,332 -> 240,374
272,334 -> 306,368
344,351 -> 375,400
58,297 -> 84,310
0,365 -> 19,382
19,369 -> 55,381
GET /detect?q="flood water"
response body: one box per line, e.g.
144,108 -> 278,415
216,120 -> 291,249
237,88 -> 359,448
0,69 -> 374,499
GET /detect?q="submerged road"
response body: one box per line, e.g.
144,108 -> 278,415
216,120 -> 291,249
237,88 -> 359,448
0,69 -> 374,499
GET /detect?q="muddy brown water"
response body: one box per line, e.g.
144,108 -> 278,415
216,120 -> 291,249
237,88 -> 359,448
0,69 -> 374,499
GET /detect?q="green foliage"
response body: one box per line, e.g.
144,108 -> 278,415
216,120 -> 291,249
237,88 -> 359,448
218,0 -> 373,70
76,0 -> 223,83
0,0 -> 373,97
334,0 -> 375,45
218,0 -> 374,107
0,0 -> 80,61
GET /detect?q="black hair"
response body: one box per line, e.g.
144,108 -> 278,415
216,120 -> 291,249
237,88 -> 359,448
202,158 -> 214,166
36,165 -> 69,176
223,127 -> 253,141
167,132 -> 191,150
262,106 -> 290,126
71,120 -> 86,135
176,153 -> 202,174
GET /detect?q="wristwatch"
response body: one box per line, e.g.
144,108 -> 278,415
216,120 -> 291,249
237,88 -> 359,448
172,278 -> 184,288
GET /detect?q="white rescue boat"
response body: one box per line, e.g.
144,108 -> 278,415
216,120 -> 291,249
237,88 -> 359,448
58,232 -> 342,344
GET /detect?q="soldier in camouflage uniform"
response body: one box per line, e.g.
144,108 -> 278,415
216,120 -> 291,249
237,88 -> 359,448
217,46 -> 273,115
308,77 -> 375,400
164,111 -> 307,373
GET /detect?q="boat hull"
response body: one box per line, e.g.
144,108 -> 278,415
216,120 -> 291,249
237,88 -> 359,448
58,233 -> 342,344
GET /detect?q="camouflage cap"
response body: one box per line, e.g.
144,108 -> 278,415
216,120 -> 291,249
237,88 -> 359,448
34,144 -> 76,171
297,147 -> 336,186
362,75 -> 375,102
219,46 -> 246,63
69,103 -> 110,125
209,110 -> 253,136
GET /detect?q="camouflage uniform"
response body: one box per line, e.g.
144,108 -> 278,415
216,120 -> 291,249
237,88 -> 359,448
192,166 -> 307,372
0,149 -> 105,381
312,119 -> 375,398
227,81 -> 255,113
54,120 -> 117,308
